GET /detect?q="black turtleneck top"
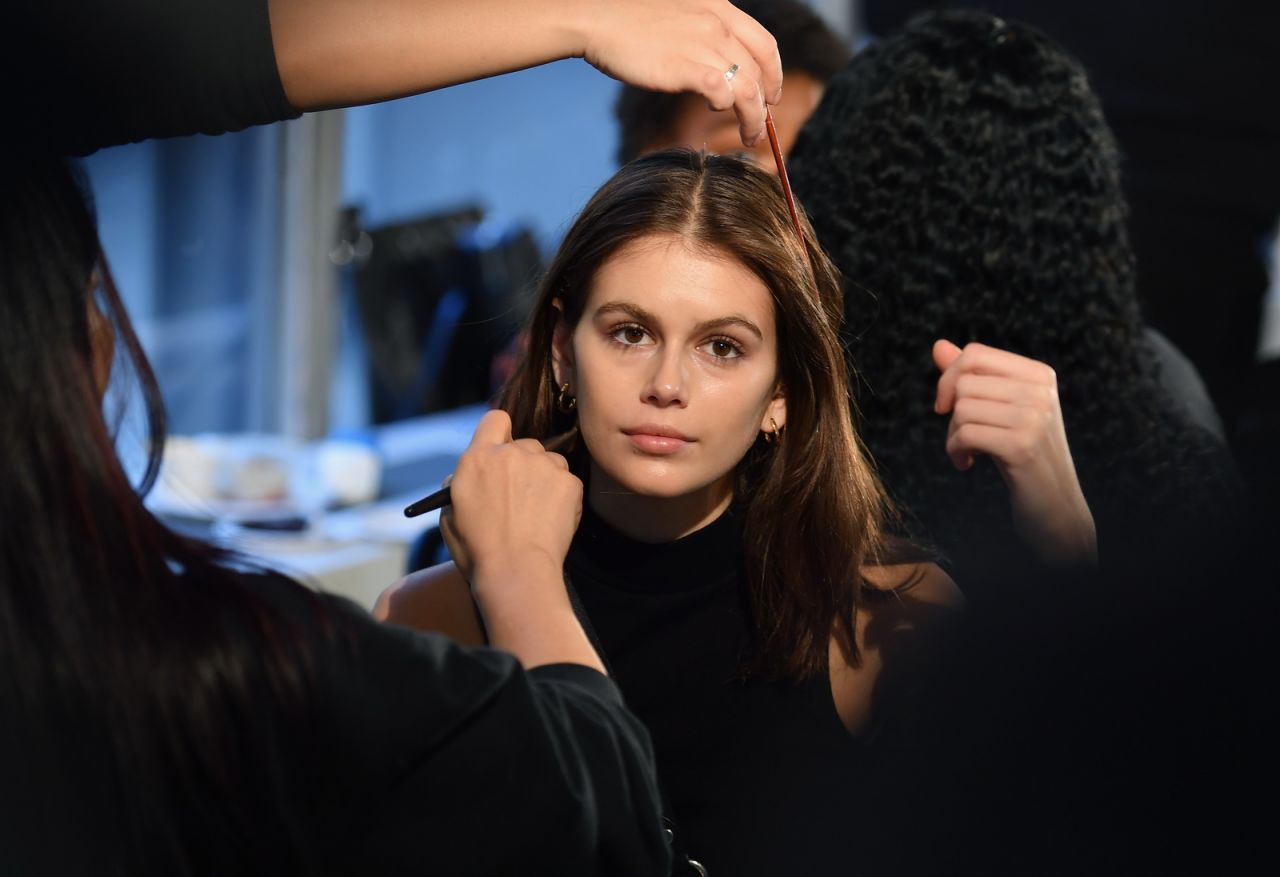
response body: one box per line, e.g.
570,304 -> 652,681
566,504 -> 871,875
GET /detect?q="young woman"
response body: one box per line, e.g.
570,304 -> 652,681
379,150 -> 965,875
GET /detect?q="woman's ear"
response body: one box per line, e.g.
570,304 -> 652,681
761,386 -> 787,435
550,298 -> 575,388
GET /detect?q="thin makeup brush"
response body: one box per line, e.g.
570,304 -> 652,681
402,424 -> 580,518
763,107 -> 812,271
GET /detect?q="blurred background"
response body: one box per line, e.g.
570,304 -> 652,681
84,0 -> 1278,604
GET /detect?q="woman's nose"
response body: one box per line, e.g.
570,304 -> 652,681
642,349 -> 687,407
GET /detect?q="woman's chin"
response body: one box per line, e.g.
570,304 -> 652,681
596,462 -> 729,503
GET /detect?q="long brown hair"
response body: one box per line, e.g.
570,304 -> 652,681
500,150 -> 895,680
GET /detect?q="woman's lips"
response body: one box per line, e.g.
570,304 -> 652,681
623,426 -> 692,455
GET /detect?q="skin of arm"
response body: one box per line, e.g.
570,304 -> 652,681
268,0 -> 784,146
468,556 -> 605,674
271,0 -> 783,147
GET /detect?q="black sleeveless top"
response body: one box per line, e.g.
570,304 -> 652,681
566,505 -> 872,875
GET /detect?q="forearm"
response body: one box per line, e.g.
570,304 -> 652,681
1008,476 -> 1098,566
269,0 -> 591,110
473,557 -> 606,674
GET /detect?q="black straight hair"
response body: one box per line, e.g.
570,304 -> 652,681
0,152 -> 328,872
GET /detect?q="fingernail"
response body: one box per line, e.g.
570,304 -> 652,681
772,87 -> 783,103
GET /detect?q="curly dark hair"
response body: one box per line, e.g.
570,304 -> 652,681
789,10 -> 1237,588
613,0 -> 850,165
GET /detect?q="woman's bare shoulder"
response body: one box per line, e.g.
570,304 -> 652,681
862,560 -> 966,614
828,562 -> 964,733
373,561 -> 487,647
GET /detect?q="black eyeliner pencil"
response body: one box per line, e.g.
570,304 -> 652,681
402,426 -> 579,518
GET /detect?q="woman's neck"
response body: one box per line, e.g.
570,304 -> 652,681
587,462 -> 734,544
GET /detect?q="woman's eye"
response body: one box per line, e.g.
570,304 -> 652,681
611,325 -> 650,345
704,338 -> 743,359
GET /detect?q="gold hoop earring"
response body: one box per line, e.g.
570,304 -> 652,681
556,382 -> 577,414
764,417 -> 783,446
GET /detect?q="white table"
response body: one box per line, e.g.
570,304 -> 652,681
155,405 -> 486,611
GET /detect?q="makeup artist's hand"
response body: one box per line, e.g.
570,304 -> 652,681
577,0 -> 783,147
440,410 -> 583,585
933,340 -> 1097,565
437,409 -> 602,672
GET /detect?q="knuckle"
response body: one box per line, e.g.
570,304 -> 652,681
697,10 -> 724,38
702,67 -> 726,96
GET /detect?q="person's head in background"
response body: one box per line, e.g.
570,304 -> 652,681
614,0 -> 849,173
788,10 -> 1237,585
500,149 -> 896,680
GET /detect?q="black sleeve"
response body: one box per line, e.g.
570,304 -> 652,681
10,0 -> 299,155
301,592 -> 672,876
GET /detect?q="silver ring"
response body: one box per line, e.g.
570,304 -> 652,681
724,63 -> 740,82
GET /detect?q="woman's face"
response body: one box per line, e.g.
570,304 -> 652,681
554,234 -> 786,507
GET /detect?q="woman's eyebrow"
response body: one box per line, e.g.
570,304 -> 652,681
694,315 -> 763,341
594,300 -> 763,341
594,300 -> 656,325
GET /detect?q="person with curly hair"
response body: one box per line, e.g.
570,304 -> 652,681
788,10 -> 1238,594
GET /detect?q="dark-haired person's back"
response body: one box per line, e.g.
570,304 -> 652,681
3,573 -> 664,874
789,10 -> 1240,594
863,0 -> 1280,458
